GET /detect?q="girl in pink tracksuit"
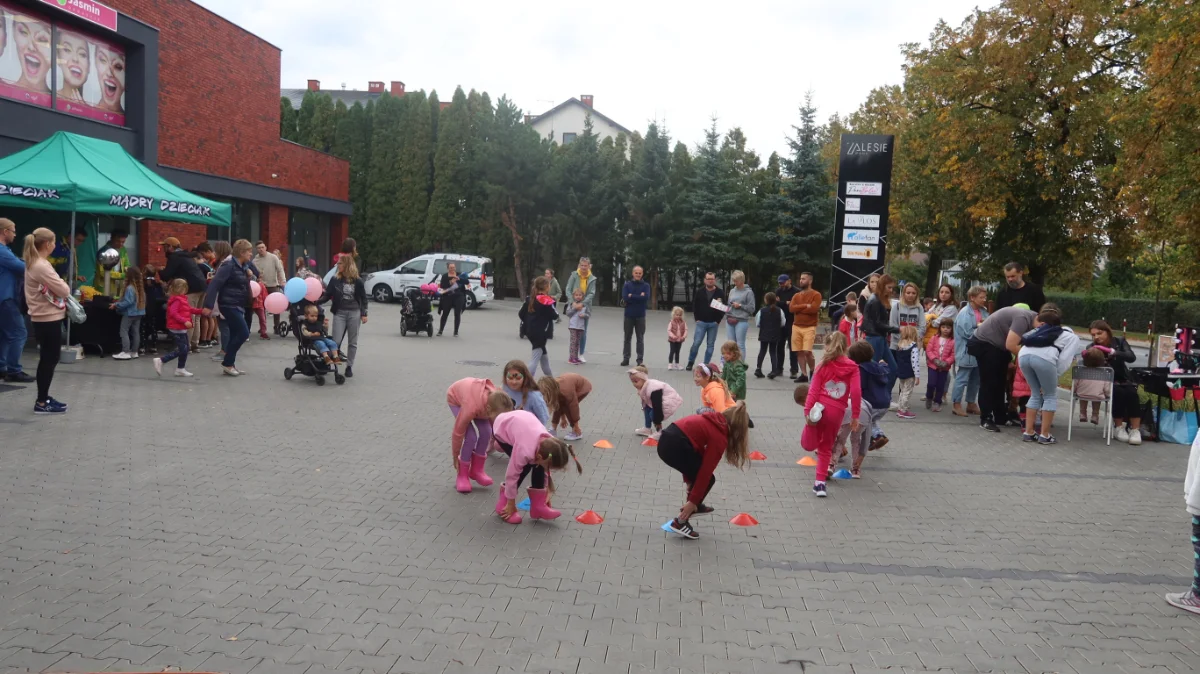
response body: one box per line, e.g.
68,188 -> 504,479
802,332 -> 861,497
490,409 -> 583,524
925,322 -> 956,412
447,377 -> 504,493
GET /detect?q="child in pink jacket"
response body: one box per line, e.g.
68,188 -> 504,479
490,409 -> 582,525
666,307 -> 688,370
802,332 -> 861,497
924,322 -> 955,412
447,377 -> 500,493
153,279 -> 206,377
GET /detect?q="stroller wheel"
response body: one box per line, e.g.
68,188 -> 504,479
284,367 -> 294,380
401,323 -> 407,336
335,373 -> 346,385
276,321 -> 288,337
315,374 -> 326,386
426,324 -> 433,337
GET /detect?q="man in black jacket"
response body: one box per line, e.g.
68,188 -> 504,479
685,272 -> 726,370
158,237 -> 208,350
774,274 -> 800,377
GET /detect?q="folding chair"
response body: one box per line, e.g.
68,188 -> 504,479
1067,366 -> 1114,445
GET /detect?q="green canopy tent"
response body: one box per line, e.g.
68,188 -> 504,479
0,131 -> 232,345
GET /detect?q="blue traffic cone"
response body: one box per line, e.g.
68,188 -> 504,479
661,520 -> 675,532
518,497 -> 531,510
833,468 -> 853,479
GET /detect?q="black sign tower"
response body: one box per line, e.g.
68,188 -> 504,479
827,134 -> 895,312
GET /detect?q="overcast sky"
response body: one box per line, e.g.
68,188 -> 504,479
195,0 -> 992,159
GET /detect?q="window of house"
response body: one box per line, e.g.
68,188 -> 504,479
562,132 -> 577,145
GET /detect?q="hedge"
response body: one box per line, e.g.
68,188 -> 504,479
1043,292 -> 1200,330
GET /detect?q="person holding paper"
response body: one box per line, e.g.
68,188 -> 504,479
686,272 -> 725,371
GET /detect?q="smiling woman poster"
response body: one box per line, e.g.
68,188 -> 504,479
54,28 -> 126,125
0,1 -> 53,107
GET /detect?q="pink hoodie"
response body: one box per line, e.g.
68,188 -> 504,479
805,355 -> 862,419
492,410 -> 553,499
446,378 -> 496,453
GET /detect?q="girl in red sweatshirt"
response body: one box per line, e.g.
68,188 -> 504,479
153,279 -> 206,377
803,332 -> 861,497
657,401 -> 751,540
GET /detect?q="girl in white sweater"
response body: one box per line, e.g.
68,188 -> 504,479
1166,432 -> 1200,615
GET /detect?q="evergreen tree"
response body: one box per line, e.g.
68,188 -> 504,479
297,91 -> 317,146
764,93 -> 834,278
336,102 -> 372,251
280,97 -> 299,141
627,122 -> 672,306
425,87 -> 471,250
362,94 -> 405,269
395,91 -> 434,258
682,119 -> 744,274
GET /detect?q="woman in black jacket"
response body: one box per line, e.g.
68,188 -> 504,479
437,262 -> 470,336
1088,320 -> 1142,445
863,273 -> 900,392
319,255 -> 368,378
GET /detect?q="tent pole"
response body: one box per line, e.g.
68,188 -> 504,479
66,212 -> 75,348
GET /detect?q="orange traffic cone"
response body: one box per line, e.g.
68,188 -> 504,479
592,439 -> 613,449
797,456 -> 817,466
749,451 -> 767,461
575,510 -> 604,524
730,513 -> 759,526
641,437 -> 658,447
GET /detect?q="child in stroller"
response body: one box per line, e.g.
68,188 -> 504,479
400,284 -> 436,337
283,299 -> 345,385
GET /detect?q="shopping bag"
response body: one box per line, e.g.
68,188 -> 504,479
1156,406 -> 1198,445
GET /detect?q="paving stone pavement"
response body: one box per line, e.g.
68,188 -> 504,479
1,300 -> 1197,674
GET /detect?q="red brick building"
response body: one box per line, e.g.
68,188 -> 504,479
0,0 -> 350,272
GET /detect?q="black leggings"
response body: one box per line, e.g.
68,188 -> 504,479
668,341 -> 682,364
656,424 -> 715,504
497,441 -> 545,489
756,339 -> 779,372
33,319 -> 62,403
439,297 -> 463,334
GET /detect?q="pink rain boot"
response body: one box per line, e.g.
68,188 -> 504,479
469,454 -> 493,486
456,460 -> 472,493
495,485 -> 522,524
527,488 -> 561,520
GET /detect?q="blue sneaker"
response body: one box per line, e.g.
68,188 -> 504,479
34,401 -> 65,415
48,397 -> 68,411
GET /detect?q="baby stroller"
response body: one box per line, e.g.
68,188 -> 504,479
283,300 -> 345,386
400,286 -> 435,337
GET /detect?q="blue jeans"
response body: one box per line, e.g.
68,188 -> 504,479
687,321 -> 719,366
1019,354 -> 1059,413
221,307 -> 248,368
867,335 -> 898,394
0,298 -> 27,375
725,319 -> 749,363
311,337 -> 338,354
952,366 -> 980,404
643,406 -> 653,428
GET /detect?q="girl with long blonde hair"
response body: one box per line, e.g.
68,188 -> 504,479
110,265 -> 146,360
23,227 -> 71,413
319,252 -> 367,377
657,401 -> 751,540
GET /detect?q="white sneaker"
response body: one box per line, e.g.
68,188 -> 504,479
889,401 -> 900,411
235,367 -> 248,375
578,356 -> 587,363
175,369 -> 194,377
112,352 -> 132,360
1127,428 -> 1142,446
222,366 -> 240,377
153,358 -> 163,376
649,431 -> 661,441
1115,425 -> 1130,443
132,352 -> 140,359
635,427 -> 653,437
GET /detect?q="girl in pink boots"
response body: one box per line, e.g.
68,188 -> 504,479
490,406 -> 583,524
447,377 -> 509,493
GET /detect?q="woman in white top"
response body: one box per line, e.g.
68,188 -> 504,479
1017,306 -> 1080,445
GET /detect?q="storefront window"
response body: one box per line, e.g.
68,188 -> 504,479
289,209 -> 330,275
205,198 -> 259,243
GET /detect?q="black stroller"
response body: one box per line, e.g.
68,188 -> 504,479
283,300 -> 345,386
400,286 -> 435,337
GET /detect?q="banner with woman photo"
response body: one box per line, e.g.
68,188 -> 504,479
0,2 -> 54,107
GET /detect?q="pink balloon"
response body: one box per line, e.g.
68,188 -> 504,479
249,280 -> 262,298
304,276 -> 323,301
264,292 -> 289,315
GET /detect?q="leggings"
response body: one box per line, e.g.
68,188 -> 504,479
530,346 -> 552,378
756,339 -> 779,373
497,440 -> 545,489
668,340 -> 682,364
809,407 -> 845,482
656,424 -> 715,506
439,300 -> 462,334
449,405 -> 493,463
33,319 -> 62,404
160,331 -> 190,369
1192,516 -> 1200,595
119,315 -> 141,354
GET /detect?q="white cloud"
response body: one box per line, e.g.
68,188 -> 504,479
194,0 -> 992,158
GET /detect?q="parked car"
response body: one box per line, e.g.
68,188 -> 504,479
361,253 -> 494,309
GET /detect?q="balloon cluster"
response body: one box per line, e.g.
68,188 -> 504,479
265,277 -> 323,315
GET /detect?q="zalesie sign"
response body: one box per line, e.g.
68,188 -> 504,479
37,0 -> 118,31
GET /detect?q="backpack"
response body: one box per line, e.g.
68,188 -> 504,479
1021,324 -> 1063,348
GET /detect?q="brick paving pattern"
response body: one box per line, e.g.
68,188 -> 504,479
1,301 -> 1197,673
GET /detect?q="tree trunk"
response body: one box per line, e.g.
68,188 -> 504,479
501,200 -> 526,298
924,250 -> 943,297
650,268 -> 659,311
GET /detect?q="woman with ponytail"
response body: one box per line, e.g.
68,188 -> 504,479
23,227 -> 71,414
658,401 -> 751,539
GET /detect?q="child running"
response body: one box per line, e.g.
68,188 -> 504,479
153,279 -> 205,377
1075,348 -> 1111,425
541,373 -> 591,441
518,277 -> 558,377
925,321 -> 955,412
693,362 -> 734,414
501,360 -> 551,428
447,377 -> 502,493
802,332 -> 861,497
491,405 -> 583,524
1165,431 -> 1200,615
109,266 -> 146,360
755,293 -> 785,379
720,341 -> 747,401
630,367 -> 683,439
667,306 -> 688,370
838,340 -> 890,479
894,325 -> 921,419
659,402 -> 751,540
300,304 -> 344,365
565,289 -> 588,365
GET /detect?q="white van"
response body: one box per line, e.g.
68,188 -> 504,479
360,253 -> 494,309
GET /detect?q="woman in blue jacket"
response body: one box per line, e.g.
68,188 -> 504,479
203,239 -> 257,377
951,286 -> 989,416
